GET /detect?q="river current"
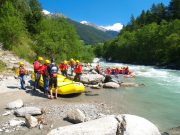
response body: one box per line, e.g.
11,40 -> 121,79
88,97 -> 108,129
98,62 -> 180,131
62,60 -> 180,131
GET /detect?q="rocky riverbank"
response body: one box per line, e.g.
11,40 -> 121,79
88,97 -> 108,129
0,49 -> 179,135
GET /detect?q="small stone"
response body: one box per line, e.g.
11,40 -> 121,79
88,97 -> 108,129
9,119 -> 25,127
2,111 -> 12,116
25,115 -> 38,128
66,109 -> 86,124
50,124 -> 53,128
4,129 -> 10,133
14,107 -> 42,117
0,129 -> 3,132
39,124 -> 43,130
7,99 -> 23,110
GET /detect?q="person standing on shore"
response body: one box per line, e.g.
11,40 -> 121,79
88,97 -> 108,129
62,60 -> 68,77
69,58 -> 75,76
74,60 -> 83,82
49,62 -> 58,99
16,62 -> 28,90
33,57 -> 43,90
39,60 -> 50,96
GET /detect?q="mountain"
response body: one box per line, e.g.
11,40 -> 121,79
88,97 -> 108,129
67,19 -> 119,44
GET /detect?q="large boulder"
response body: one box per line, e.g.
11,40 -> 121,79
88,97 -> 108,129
14,107 -> 42,117
6,99 -> 23,109
116,114 -> 161,135
65,109 -> 86,124
48,114 -> 161,135
103,82 -> 120,89
25,115 -> 38,128
81,74 -> 105,84
48,115 -> 118,135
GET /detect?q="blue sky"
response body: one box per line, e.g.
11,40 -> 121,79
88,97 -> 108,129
39,0 -> 170,28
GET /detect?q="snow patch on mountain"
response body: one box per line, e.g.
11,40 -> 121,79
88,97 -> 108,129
80,21 -> 122,32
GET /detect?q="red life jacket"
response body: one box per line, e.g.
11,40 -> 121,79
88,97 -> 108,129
59,63 -> 63,71
106,69 -> 111,75
115,68 -> 119,74
19,67 -> 25,75
74,64 -> 82,74
39,64 -> 47,75
63,64 -> 68,70
33,61 -> 40,71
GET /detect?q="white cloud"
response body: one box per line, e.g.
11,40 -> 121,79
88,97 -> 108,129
42,9 -> 51,15
80,21 -> 88,24
100,23 -> 123,32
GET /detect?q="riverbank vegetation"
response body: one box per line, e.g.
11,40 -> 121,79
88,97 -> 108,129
94,0 -> 180,69
0,0 -> 94,63
0,60 -> 6,72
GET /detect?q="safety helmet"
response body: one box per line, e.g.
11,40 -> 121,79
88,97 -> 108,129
45,60 -> 50,64
76,60 -> 80,63
70,58 -> 74,61
19,62 -> 24,66
38,57 -> 43,61
64,60 -> 67,64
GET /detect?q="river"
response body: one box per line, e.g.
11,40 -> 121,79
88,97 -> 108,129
63,61 -> 180,131
97,62 -> 180,131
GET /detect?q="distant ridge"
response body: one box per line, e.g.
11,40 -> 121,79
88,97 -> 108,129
68,19 -> 119,44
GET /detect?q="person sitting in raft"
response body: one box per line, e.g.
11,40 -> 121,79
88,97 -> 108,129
74,60 -> 83,82
124,66 -> 130,75
49,62 -> 59,99
105,67 -> 111,75
111,67 -> 116,75
16,62 -> 28,90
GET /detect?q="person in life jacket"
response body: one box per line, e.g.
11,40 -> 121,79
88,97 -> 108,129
69,58 -> 75,76
95,64 -> 101,74
61,60 -> 68,77
105,67 -> 111,75
39,60 -> 51,96
74,60 -> 83,82
33,57 -> 43,90
16,62 -> 28,90
49,62 -> 59,99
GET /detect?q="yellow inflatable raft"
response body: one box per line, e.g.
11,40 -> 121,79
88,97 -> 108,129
31,73 -> 85,95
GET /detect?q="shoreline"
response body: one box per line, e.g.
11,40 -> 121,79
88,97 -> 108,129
0,77 -> 179,134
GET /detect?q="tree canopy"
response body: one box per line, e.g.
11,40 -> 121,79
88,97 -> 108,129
0,0 -> 94,63
94,0 -> 180,69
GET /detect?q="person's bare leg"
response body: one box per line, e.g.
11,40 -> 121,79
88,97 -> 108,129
55,88 -> 57,99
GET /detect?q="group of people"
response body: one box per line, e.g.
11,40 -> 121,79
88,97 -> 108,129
95,64 -> 134,76
16,57 -> 83,99
105,66 -> 132,75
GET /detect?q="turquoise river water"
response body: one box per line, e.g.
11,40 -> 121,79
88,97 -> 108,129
99,62 -> 180,131
62,62 -> 180,131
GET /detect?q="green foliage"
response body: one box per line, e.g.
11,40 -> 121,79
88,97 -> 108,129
34,17 -> 92,62
0,60 -> 6,72
0,0 -> 94,63
97,0 -> 180,69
